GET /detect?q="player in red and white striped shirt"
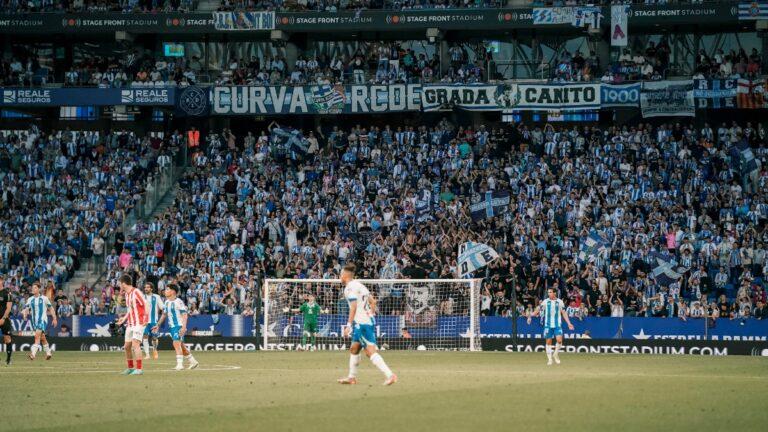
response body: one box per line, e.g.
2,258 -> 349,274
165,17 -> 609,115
116,274 -> 148,375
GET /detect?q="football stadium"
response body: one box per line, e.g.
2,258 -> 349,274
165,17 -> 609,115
0,1 -> 767,431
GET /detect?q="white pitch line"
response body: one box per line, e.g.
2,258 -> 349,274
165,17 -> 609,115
0,366 -> 56,370
24,360 -> 241,367
237,367 -> 768,381
35,361 -> 115,365
0,364 -> 241,375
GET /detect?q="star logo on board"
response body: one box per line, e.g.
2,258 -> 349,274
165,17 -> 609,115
87,323 -> 112,337
632,329 -> 652,340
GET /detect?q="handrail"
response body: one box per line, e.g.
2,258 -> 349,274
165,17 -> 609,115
7,75 -> 760,92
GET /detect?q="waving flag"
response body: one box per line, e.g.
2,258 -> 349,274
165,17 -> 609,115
736,79 -> 766,109
458,241 -> 499,277
415,189 -> 433,222
533,7 -> 575,25
650,252 -> 686,287
469,190 -> 510,222
577,232 -> 609,264
271,127 -> 308,156
573,6 -> 602,29
730,140 -> 761,177
380,254 -> 399,279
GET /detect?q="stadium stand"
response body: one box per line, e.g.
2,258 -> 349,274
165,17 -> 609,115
3,3 -> 768,431
0,0 -> 766,329
2,119 -> 762,323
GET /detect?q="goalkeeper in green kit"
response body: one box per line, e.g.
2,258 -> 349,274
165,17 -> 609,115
296,294 -> 322,351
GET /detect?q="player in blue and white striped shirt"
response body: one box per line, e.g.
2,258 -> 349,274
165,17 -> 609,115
527,288 -> 574,366
22,283 -> 57,361
142,282 -> 164,360
153,284 -> 198,371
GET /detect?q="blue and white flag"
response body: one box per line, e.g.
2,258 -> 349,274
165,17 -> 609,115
694,79 -> 738,109
573,6 -> 602,28
415,189 -> 433,222
577,232 -> 609,264
601,83 -> 640,107
730,140 -> 761,177
469,190 -> 511,222
380,253 -> 399,279
650,252 -> 686,287
213,11 -> 275,30
458,241 -> 499,278
533,6 -> 600,28
271,127 -> 308,156
738,2 -> 768,20
533,7 -> 574,25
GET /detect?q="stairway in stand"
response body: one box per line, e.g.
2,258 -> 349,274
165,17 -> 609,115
62,184 -> 180,298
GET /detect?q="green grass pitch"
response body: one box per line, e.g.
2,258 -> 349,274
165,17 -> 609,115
1,351 -> 766,432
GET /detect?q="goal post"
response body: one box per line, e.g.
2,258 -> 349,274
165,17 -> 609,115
262,279 -> 483,351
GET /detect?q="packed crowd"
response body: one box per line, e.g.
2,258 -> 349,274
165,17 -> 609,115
16,43 -> 760,89
0,0 -> 195,13
0,126 -> 180,317
217,0 -> 683,13
0,0 -> 710,13
13,42 -> 483,87
38,115 -> 764,322
218,0 -> 503,12
480,120 -> 767,321
218,43 -> 485,86
64,55 -> 201,88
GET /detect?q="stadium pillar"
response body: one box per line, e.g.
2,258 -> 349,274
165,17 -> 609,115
761,28 -> 768,75
510,277 -> 517,346
439,40 -> 450,79
595,37 -> 610,74
284,43 -> 299,73
203,34 -> 209,81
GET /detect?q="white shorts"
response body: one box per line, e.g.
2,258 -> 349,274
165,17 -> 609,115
125,325 -> 146,343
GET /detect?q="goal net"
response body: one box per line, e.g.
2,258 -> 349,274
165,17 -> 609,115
263,279 -> 482,351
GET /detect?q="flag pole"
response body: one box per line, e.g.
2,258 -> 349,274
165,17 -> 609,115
511,276 -> 518,347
